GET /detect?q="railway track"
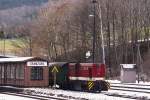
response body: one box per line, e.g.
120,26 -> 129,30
103,92 -> 148,100
103,83 -> 150,100
1,85 -> 150,100
111,82 -> 150,87
24,86 -> 149,100
0,86 -> 87,100
1,92 -> 49,100
0,92 -> 68,100
110,83 -> 150,93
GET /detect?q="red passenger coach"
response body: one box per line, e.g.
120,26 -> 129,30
68,63 -> 108,91
0,57 -> 49,87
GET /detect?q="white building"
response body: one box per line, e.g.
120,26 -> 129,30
120,64 -> 136,83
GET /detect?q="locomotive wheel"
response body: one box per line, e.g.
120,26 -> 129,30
87,81 -> 101,93
95,82 -> 102,93
74,82 -> 82,91
61,82 -> 68,90
81,83 -> 87,92
68,82 -> 74,90
100,81 -> 109,91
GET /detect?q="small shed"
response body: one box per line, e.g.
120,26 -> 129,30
0,57 -> 49,87
120,64 -> 136,83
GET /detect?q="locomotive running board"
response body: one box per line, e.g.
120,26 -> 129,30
69,77 -> 104,81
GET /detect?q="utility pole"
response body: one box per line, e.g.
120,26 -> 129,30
92,0 -> 97,63
3,31 -> 5,56
29,36 -> 32,56
0,30 -> 5,56
0,25 -> 6,56
98,1 -> 105,64
136,44 -> 143,83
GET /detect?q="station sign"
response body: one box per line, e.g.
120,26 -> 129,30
27,61 -> 47,66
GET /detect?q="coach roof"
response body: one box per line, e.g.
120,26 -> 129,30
0,57 -> 35,63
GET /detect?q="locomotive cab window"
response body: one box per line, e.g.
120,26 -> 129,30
31,67 -> 43,80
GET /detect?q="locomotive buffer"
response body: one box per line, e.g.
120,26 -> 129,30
51,66 -> 59,89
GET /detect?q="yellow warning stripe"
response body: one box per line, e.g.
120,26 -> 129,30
89,84 -> 94,90
89,82 -> 93,87
88,81 -> 94,90
88,81 -> 92,85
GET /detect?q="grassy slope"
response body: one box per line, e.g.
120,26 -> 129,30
0,39 -> 23,54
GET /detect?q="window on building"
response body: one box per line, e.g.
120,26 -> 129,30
6,65 -> 11,79
0,65 -> 1,79
2,65 -> 4,78
10,65 -> 15,79
31,67 -> 43,80
16,64 -> 24,79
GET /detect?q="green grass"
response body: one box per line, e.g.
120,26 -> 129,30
0,38 -> 24,54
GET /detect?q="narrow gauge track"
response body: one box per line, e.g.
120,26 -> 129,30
102,83 -> 150,99
110,83 -> 150,93
104,92 -> 144,100
111,83 -> 150,87
1,85 -> 149,100
110,86 -> 150,94
103,88 -> 150,100
110,87 -> 150,94
0,92 -> 68,100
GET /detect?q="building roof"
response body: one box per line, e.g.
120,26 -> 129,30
0,57 -> 34,63
0,55 -> 17,58
120,64 -> 136,69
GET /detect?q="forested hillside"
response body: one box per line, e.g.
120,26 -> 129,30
26,0 -> 150,79
0,0 -> 48,10
0,0 -> 150,80
0,0 -> 48,35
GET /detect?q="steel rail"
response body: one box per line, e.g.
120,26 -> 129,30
111,83 -> 150,87
1,92 -> 68,100
111,85 -> 150,91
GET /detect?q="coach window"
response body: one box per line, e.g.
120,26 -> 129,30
31,67 -> 43,80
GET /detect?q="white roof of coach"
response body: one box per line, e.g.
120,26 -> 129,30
0,57 -> 34,63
